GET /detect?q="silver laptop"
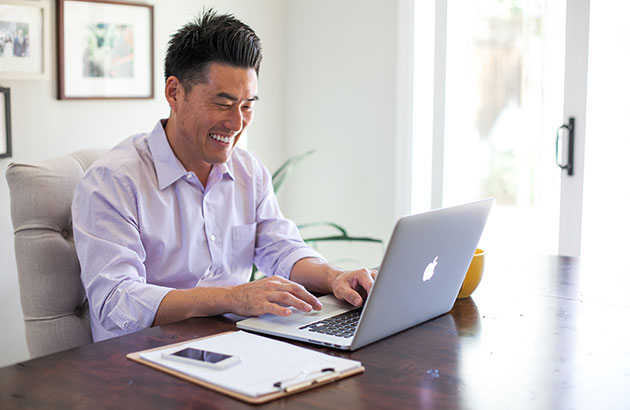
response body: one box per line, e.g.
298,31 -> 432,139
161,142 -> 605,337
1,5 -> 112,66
237,198 -> 494,351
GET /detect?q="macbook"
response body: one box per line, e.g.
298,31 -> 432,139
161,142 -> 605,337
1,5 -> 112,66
237,198 -> 494,350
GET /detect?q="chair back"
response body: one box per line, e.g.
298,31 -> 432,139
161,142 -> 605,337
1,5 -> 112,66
6,149 -> 106,358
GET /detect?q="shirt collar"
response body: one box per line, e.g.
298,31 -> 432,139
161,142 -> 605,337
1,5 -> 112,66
148,120 -> 235,190
148,120 -> 188,190
211,160 -> 235,181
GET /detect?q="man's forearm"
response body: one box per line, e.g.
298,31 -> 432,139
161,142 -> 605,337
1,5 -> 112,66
289,257 -> 343,294
152,286 -> 234,326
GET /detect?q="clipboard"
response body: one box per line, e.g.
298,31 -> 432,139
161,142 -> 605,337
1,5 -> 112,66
127,331 -> 364,404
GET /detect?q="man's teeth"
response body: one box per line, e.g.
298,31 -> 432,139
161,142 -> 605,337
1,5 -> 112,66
210,134 -> 233,143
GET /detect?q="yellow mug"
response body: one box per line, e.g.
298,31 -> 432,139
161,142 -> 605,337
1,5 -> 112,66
457,248 -> 485,299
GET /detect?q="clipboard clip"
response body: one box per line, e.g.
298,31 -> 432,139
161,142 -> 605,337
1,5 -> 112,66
273,367 -> 338,393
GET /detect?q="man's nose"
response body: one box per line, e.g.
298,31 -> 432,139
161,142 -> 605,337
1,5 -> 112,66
224,107 -> 243,132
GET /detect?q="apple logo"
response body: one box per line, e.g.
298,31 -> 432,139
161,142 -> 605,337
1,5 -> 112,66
422,256 -> 439,282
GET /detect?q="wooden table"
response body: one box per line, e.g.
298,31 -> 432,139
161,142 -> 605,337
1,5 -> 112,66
1,254 -> 629,409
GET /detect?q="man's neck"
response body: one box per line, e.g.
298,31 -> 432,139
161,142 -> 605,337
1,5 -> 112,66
163,118 -> 212,186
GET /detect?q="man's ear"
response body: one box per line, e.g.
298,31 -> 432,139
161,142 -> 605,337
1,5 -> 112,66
165,76 -> 183,112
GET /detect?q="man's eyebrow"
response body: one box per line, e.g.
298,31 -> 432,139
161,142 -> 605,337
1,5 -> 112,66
215,92 -> 259,102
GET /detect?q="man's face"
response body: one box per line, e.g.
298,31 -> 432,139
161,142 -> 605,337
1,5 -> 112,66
169,62 -> 258,170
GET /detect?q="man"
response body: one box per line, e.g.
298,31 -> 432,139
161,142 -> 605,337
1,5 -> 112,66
73,9 -> 375,342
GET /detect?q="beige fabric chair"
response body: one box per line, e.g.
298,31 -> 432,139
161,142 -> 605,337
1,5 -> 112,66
6,149 -> 106,358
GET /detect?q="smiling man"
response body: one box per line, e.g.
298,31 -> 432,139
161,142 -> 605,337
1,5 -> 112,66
72,9 -> 375,342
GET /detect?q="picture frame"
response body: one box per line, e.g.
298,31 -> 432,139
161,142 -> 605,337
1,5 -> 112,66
57,0 -> 154,100
0,87 -> 12,158
0,0 -> 49,79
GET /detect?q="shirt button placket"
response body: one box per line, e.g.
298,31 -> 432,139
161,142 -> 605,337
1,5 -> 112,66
202,193 -> 217,257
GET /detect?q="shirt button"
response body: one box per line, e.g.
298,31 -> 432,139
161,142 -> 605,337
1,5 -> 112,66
186,174 -> 193,180
210,235 -> 216,241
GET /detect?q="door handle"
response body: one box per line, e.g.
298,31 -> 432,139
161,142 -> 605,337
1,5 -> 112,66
556,117 -> 575,176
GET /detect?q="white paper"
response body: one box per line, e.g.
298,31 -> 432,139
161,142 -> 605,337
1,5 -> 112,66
139,331 -> 361,398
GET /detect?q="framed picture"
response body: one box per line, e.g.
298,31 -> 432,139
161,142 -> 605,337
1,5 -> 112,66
0,0 -> 49,79
0,87 -> 11,158
57,0 -> 154,99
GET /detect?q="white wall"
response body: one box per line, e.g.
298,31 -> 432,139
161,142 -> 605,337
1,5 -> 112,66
0,0 -> 287,367
0,0 -> 407,366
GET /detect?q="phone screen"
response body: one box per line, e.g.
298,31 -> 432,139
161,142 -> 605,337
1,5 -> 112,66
171,348 -> 232,364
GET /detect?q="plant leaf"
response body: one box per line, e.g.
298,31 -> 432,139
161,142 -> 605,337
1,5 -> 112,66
272,149 -> 315,192
302,235 -> 383,244
297,221 -> 349,237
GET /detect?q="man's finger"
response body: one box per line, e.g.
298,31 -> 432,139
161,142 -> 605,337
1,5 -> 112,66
257,276 -> 321,310
336,286 -> 363,307
280,281 -> 322,310
271,291 -> 315,313
355,270 -> 375,294
263,301 -> 292,317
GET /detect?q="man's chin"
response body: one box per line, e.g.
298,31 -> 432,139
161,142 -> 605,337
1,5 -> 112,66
204,150 -> 234,165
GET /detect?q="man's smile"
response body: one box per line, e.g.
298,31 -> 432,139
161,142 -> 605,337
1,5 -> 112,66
209,133 -> 234,144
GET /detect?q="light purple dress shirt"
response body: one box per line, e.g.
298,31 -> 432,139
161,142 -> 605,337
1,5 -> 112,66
72,120 -> 324,341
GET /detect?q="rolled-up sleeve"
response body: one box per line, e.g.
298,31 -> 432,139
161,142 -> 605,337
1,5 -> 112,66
72,167 -> 172,340
252,164 -> 325,279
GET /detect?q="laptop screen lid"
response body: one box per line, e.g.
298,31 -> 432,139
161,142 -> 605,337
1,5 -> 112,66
350,198 -> 494,350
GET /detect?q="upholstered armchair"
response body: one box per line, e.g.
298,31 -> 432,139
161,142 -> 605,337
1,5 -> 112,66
6,149 -> 106,358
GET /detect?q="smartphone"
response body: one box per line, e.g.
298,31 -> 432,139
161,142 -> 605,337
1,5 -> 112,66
162,347 -> 241,370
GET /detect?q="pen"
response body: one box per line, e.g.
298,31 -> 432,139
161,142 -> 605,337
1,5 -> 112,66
273,367 -> 337,392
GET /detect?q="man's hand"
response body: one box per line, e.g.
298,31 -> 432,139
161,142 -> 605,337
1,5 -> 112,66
289,258 -> 377,307
330,268 -> 377,307
228,276 -> 323,317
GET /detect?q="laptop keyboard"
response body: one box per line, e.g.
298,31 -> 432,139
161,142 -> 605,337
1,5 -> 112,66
299,309 -> 362,338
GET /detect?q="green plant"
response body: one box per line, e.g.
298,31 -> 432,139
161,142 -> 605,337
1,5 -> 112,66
250,151 -> 383,281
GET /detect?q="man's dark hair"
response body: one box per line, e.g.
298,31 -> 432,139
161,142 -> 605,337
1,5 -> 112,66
164,9 -> 262,90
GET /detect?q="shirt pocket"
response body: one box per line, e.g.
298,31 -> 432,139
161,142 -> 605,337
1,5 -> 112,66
229,223 -> 257,281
